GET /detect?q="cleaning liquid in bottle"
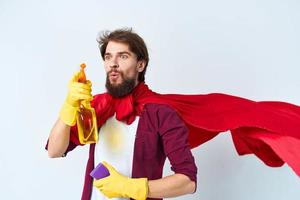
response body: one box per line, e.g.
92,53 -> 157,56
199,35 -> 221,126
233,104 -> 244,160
77,63 -> 98,144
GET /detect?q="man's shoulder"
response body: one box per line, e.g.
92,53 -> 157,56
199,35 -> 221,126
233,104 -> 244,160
141,103 -> 186,133
91,93 -> 109,105
143,103 -> 178,117
93,92 -> 108,99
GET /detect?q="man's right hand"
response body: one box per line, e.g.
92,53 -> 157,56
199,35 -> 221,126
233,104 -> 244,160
59,72 -> 93,126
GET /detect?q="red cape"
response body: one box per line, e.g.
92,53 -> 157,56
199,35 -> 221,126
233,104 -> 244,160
72,82 -> 300,177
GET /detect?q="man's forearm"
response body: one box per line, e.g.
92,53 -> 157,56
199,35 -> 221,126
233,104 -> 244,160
147,173 -> 196,198
47,118 -> 71,158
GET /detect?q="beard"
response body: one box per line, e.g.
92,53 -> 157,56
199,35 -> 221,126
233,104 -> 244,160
105,71 -> 137,98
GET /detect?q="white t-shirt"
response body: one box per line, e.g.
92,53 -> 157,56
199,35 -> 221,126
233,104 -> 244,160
91,115 -> 139,200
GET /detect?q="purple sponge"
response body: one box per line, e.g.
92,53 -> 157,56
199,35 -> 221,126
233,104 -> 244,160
90,163 -> 110,179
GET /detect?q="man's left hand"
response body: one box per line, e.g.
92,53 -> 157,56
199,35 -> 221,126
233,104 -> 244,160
93,161 -> 148,200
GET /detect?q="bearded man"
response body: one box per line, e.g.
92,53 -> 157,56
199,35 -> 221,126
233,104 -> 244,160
46,28 -> 300,200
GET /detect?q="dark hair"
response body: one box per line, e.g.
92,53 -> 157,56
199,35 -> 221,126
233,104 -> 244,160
97,28 -> 149,82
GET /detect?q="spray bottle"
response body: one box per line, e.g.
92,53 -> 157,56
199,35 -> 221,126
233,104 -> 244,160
77,63 -> 98,144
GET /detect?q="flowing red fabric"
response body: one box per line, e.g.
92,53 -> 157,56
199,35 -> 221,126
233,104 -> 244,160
72,82 -> 300,177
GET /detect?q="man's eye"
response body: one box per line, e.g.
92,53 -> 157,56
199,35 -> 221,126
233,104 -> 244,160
104,55 -> 111,60
120,54 -> 128,59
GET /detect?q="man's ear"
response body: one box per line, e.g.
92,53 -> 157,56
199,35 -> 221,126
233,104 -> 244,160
137,60 -> 146,72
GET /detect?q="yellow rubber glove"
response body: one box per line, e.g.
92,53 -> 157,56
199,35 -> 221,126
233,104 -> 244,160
93,161 -> 148,200
59,72 -> 93,126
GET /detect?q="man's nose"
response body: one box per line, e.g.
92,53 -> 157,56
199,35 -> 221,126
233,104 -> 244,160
109,57 -> 119,69
110,63 -> 119,69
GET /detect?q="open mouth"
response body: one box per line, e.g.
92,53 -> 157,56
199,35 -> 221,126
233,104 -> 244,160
109,72 -> 120,82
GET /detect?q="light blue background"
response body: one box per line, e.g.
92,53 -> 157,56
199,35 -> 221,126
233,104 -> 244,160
0,0 -> 300,199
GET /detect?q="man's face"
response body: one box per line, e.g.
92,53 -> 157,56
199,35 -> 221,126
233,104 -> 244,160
104,41 -> 145,97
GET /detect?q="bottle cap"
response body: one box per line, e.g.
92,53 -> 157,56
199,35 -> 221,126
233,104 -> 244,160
78,63 -> 87,83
